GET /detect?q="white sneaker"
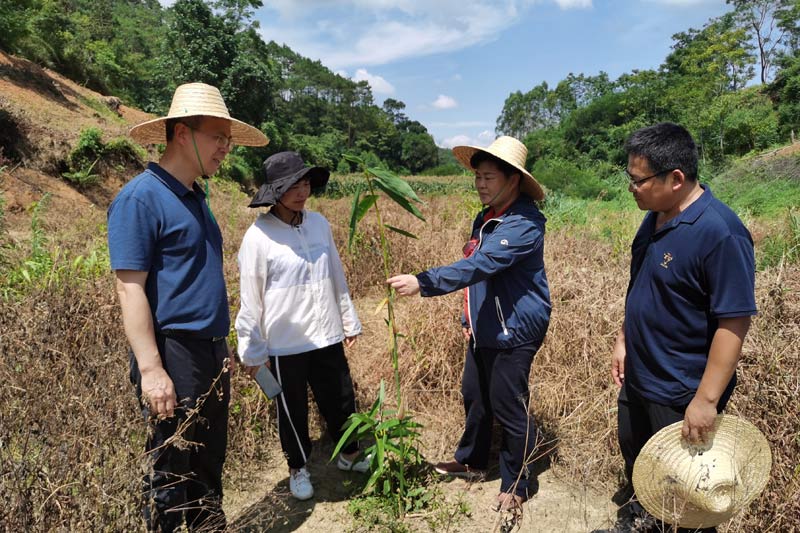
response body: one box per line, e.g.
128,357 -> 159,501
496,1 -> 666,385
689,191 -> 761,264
289,467 -> 314,500
337,452 -> 371,473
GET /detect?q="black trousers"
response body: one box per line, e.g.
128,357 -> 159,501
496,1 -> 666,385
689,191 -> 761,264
130,334 -> 230,533
454,341 -> 538,498
270,342 -> 358,469
617,380 -> 722,533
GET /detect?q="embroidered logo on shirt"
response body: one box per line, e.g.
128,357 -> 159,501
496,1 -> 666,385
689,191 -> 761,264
500,239 -> 508,246
660,252 -> 673,269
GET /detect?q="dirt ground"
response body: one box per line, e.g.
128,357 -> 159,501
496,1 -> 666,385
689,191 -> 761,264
224,442 -> 618,533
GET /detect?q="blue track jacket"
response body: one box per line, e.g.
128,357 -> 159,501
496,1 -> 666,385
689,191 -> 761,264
416,196 -> 551,349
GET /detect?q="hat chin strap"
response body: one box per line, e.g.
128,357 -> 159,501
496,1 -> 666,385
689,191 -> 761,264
190,131 -> 217,224
276,199 -> 303,227
483,177 -> 519,209
190,130 -> 210,180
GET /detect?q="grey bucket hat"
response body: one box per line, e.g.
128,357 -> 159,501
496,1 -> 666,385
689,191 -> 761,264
248,151 -> 330,208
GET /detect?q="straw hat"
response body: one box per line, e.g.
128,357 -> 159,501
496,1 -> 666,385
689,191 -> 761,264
129,82 -> 269,147
632,414 -> 771,529
452,136 -> 544,201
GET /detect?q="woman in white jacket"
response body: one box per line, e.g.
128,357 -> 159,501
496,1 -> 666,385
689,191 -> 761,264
236,151 -> 368,501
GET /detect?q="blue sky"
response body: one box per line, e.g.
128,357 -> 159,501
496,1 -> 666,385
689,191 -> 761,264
254,0 -> 731,148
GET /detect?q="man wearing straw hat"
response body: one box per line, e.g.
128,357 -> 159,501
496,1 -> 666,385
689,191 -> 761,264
108,82 -> 268,532
388,136 -> 551,516
595,123 -> 756,533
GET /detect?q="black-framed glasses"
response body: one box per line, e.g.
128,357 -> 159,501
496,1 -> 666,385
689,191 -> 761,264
186,125 -> 234,149
625,168 -> 673,188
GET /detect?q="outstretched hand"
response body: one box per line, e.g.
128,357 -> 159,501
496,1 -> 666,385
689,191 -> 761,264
387,274 -> 420,297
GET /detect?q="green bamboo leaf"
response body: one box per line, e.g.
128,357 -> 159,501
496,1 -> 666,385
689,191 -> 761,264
383,442 -> 402,455
368,167 -> 422,203
357,195 -> 378,222
347,183 -> 363,251
376,434 -> 385,467
365,466 -> 383,493
384,224 -> 418,239
331,417 -> 363,460
343,153 -> 365,166
375,418 -> 402,432
372,179 -> 426,221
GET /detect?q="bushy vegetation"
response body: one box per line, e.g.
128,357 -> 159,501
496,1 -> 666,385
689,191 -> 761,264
495,1 -> 800,198
61,127 -> 145,186
0,0 -> 440,176
1,168 -> 798,530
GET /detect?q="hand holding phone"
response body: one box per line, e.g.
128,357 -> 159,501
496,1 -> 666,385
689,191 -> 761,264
254,364 -> 282,399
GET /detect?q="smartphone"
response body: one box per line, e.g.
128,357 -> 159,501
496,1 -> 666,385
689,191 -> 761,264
254,364 -> 282,399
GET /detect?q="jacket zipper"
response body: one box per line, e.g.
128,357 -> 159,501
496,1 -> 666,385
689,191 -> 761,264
295,223 -> 322,328
467,216 -> 505,339
494,296 -> 509,336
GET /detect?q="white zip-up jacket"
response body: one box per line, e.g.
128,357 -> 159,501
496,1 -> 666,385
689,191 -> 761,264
235,210 -> 362,366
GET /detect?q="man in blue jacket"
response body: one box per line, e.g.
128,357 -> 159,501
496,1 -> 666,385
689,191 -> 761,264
388,136 -> 551,515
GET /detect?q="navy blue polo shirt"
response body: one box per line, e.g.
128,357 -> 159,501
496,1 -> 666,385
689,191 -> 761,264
624,185 -> 756,407
107,162 -> 230,337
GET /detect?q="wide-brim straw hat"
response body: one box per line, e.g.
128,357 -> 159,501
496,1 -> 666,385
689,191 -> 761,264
249,151 -> 329,208
632,414 -> 771,529
452,135 -> 544,201
129,82 -> 269,147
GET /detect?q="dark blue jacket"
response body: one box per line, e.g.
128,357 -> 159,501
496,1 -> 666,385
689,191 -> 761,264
416,196 -> 551,349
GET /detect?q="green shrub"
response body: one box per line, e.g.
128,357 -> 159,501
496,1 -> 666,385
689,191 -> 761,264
63,128 -> 145,186
757,209 -> 800,269
67,127 -> 105,174
419,163 -> 464,176
532,157 -> 617,199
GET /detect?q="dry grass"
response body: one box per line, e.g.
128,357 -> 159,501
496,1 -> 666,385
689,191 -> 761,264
1,181 -> 798,531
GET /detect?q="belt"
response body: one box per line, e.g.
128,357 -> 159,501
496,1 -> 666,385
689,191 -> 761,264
159,329 -> 227,343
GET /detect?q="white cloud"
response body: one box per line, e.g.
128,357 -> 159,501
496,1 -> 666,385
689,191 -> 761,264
439,132 -> 495,149
258,1 -> 589,69
642,0 -> 721,4
553,0 -> 592,8
477,130 -> 495,143
432,94 -> 458,109
352,69 -> 396,95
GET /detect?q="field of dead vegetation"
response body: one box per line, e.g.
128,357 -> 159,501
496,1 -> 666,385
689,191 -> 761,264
1,173 -> 798,531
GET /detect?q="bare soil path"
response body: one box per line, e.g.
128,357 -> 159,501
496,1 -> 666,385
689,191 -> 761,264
225,444 -> 618,532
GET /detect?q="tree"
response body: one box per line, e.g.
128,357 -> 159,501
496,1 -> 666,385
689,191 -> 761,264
728,0 -> 795,84
400,132 -> 438,174
0,0 -> 34,53
165,0 -> 236,86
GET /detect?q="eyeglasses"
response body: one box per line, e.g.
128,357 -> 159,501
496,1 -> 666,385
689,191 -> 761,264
185,125 -> 234,149
625,168 -> 672,188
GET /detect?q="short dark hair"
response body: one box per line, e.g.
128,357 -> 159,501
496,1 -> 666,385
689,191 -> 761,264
470,150 -> 519,179
624,122 -> 698,182
165,116 -> 205,142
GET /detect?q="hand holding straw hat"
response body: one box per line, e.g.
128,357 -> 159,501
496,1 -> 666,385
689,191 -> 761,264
632,414 -> 771,529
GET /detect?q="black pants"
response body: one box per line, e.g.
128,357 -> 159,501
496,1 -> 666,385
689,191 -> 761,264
270,342 -> 358,469
454,341 -> 538,498
617,381 -> 722,533
130,334 -> 230,533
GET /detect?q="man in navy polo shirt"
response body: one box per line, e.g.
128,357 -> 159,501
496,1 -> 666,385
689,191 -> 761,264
596,123 -> 756,533
108,83 -> 267,532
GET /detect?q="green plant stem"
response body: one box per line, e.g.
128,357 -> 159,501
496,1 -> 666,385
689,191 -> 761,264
365,175 -> 407,511
365,177 -> 402,408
